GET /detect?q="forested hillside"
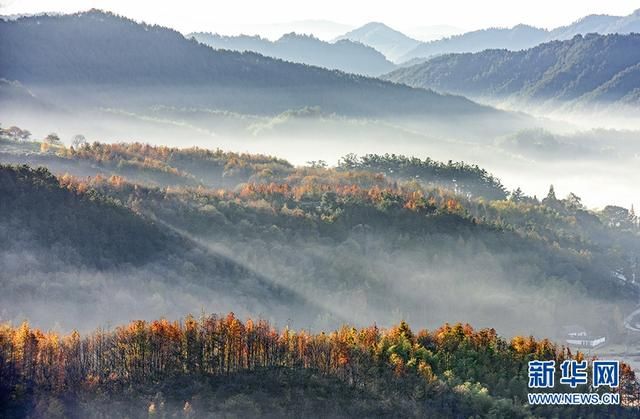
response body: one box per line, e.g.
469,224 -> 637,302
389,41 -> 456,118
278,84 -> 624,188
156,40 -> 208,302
0,164 -> 166,267
0,138 -> 507,198
2,315 -> 638,418
1,131 -> 638,338
385,33 -> 640,107
0,162 -> 321,330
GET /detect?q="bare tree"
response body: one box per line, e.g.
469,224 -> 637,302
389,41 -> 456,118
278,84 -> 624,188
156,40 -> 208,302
71,134 -> 88,148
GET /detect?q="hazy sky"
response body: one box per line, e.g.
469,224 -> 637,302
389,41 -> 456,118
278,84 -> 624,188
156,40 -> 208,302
2,0 -> 639,39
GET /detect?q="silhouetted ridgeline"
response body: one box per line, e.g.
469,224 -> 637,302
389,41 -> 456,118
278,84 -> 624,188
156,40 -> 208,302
1,315 -> 638,418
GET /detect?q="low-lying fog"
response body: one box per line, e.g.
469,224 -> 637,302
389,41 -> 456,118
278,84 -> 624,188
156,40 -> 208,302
1,221 -> 628,341
2,104 -> 638,211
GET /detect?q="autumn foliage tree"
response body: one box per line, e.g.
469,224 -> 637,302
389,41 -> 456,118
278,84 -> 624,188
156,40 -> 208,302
1,315 -> 639,418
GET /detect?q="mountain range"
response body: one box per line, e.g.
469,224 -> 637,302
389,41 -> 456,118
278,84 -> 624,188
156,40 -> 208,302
384,33 -> 640,108
336,9 -> 640,64
189,32 -> 396,76
0,10 -> 503,121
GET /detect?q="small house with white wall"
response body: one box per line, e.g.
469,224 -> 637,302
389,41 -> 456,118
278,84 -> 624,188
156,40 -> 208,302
561,325 -> 606,348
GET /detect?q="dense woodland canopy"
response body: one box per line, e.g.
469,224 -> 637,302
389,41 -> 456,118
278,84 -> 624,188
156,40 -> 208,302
1,315 -> 639,418
0,163 -> 165,267
337,153 -> 508,200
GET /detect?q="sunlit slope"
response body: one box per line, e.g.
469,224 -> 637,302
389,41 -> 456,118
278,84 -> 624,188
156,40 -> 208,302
0,164 -> 322,328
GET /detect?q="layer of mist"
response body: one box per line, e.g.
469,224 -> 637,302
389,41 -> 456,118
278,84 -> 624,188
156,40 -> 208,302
2,100 -> 637,211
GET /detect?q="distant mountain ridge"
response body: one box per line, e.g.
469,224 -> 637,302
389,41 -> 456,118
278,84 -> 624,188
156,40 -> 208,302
333,22 -> 421,62
0,10 -> 501,120
398,24 -> 548,63
189,32 -> 396,76
549,9 -> 640,40
384,33 -> 640,108
336,9 -> 640,64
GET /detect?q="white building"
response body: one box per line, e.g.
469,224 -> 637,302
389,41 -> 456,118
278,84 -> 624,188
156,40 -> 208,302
566,336 -> 606,348
561,325 -> 606,348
